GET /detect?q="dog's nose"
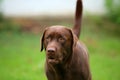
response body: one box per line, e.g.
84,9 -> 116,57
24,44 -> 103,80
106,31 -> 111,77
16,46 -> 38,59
47,48 -> 56,53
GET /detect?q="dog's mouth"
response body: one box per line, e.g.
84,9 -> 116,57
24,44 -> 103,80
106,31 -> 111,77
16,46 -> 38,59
47,56 -> 59,64
48,56 -> 55,60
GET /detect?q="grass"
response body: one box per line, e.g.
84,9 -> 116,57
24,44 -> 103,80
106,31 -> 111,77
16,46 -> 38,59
85,34 -> 120,80
0,17 -> 120,80
0,32 -> 46,80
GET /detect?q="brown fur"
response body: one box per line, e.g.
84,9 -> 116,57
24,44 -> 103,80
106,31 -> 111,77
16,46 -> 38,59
40,0 -> 92,80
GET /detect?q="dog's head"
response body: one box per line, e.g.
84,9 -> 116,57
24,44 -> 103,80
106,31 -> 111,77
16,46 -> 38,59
41,26 -> 77,65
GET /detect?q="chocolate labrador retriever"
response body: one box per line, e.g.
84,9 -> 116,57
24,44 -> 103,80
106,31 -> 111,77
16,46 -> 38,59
41,0 -> 92,80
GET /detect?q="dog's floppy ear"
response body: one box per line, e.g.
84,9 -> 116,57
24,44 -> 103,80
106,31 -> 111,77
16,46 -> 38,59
67,28 -> 77,52
40,28 -> 47,52
64,28 -> 78,64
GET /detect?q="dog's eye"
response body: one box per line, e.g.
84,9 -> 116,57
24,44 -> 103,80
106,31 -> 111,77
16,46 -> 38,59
58,37 -> 65,43
46,37 -> 51,42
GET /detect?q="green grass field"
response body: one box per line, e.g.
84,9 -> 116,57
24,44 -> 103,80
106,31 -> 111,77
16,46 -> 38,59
0,23 -> 120,80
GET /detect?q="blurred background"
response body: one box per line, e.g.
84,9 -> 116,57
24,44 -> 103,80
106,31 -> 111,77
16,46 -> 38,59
0,0 -> 120,80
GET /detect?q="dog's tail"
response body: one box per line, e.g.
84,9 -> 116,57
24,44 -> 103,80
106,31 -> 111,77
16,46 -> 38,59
72,0 -> 83,38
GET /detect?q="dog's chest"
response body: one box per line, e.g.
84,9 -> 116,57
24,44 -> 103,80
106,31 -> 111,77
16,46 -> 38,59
49,67 -> 82,80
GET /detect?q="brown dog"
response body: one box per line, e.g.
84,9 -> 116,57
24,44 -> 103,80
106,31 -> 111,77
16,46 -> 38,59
41,0 -> 92,80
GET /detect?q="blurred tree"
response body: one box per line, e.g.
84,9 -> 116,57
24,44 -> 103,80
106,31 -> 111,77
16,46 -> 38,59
105,0 -> 120,24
